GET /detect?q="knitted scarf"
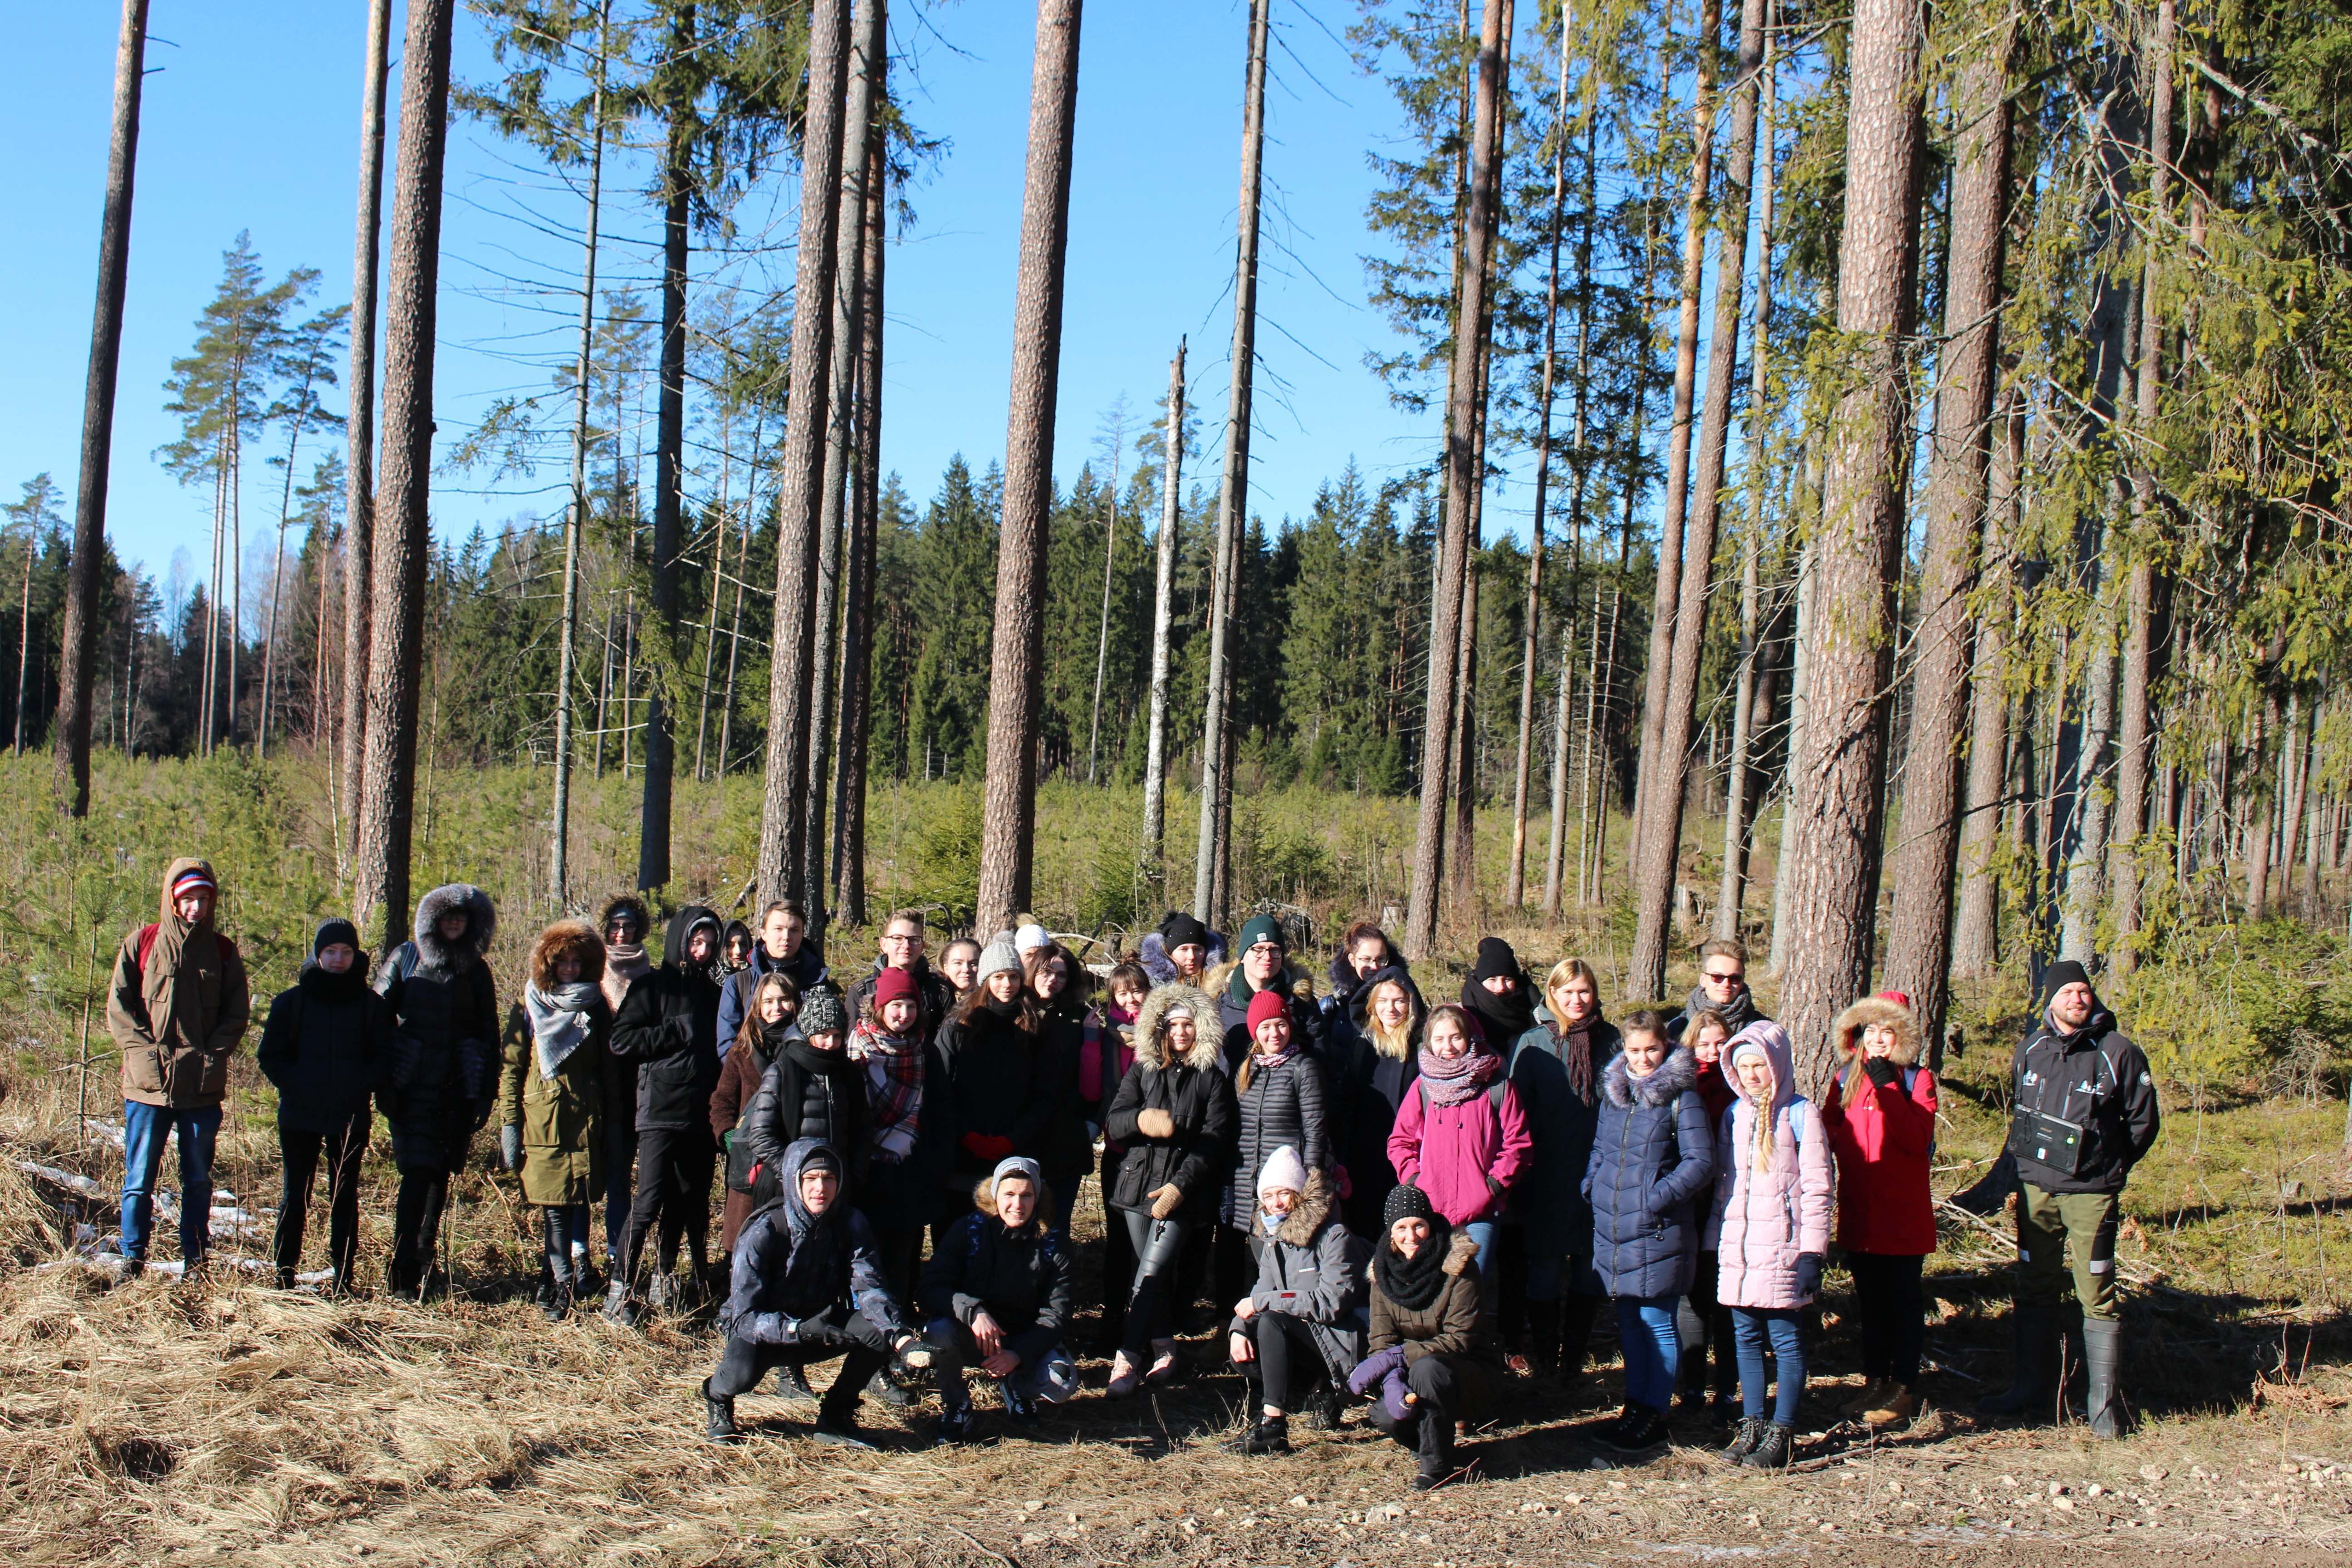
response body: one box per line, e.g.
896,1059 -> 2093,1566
1548,1009 -> 1608,1101
849,1019 -> 924,1161
600,942 -> 651,1014
1415,1040 -> 1500,1107
524,979 -> 603,1080
1374,1219 -> 1454,1313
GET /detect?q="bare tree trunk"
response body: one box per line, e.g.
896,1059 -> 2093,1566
756,0 -> 853,907
1777,0 -> 1923,1085
14,542 -> 34,756
720,406 -> 761,779
1952,388 -> 2020,975
1543,111 -> 1598,921
352,0 -> 455,951
975,0 -> 1084,936
53,0 -> 148,813
1194,0 -> 1269,926
695,415 -> 730,782
2246,691 -> 2274,916
833,109 -> 888,927
339,0 -> 393,858
1405,0 -> 1510,958
1883,23 -> 2013,1044
1141,340 -> 1185,894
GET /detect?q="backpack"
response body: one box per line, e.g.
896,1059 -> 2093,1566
132,922 -> 240,976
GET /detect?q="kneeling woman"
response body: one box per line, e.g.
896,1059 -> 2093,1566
1348,1185 -> 1502,1490
1227,1147 -> 1366,1454
920,1157 -> 1078,1444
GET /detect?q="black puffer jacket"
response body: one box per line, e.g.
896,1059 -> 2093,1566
2010,1004 -> 2161,1194
743,1039 -> 871,1191
1222,1049 -> 1333,1228
1103,983 -> 1239,1215
375,884 -> 500,1171
720,1139 -> 910,1343
936,999 -> 1052,1188
257,958 -> 392,1134
611,906 -> 724,1133
920,1186 -> 1075,1363
1033,990 -> 1096,1184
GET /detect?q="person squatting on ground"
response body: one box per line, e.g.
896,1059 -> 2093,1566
1706,1021 -> 1832,1469
1226,1148 -> 1367,1455
1350,1182 -> 1502,1491
701,1138 -> 928,1450
1504,957 -> 1618,1378
1822,990 -> 1939,1431
1583,1010 -> 1714,1454
921,1156 -> 1079,1444
1385,1002 -> 1528,1283
498,919 -> 612,1320
608,905 -> 725,1318
1977,960 -> 2161,1438
258,916 -> 386,1293
107,858 -> 251,1277
376,883 -> 500,1302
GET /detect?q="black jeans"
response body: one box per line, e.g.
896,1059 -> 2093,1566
1679,1249 -> 1737,1399
708,1306 -> 895,1414
1094,1150 -> 1137,1344
388,1167 -> 452,1291
603,1123 -> 637,1258
1237,1311 -> 1328,1413
1118,1209 -> 1197,1354
274,1117 -> 368,1287
1847,1250 -> 1926,1387
620,1125 -> 715,1285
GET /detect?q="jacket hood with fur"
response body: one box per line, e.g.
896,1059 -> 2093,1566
1368,1227 -> 1480,1283
1833,995 -> 1922,1068
1602,1040 -> 1699,1109
1133,982 -> 1221,1071
529,918 -> 607,990
414,883 -> 495,966
1274,1169 -> 1338,1249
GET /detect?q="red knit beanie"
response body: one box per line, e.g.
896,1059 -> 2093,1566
875,967 -> 919,1008
1246,988 -> 1291,1036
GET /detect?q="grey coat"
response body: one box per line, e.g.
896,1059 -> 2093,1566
1233,1173 -> 1367,1382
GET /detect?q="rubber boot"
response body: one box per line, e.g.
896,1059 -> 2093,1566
1412,1404 -> 1455,1490
2082,1317 -> 2125,1438
1977,1302 -> 2060,1420
1526,1298 -> 1563,1378
701,1377 -> 740,1445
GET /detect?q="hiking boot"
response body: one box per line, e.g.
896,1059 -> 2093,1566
1840,1378 -> 1889,1421
1003,1390 -> 1041,1427
1302,1384 -> 1344,1431
1863,1384 -> 1918,1429
1604,1405 -> 1669,1455
812,1411 -> 878,1451
701,1378 -> 740,1446
1741,1421 -> 1794,1469
933,1404 -> 981,1446
866,1369 -> 917,1407
1722,1416 -> 1767,1463
775,1362 -> 817,1401
1979,1303 -> 2060,1421
2082,1318 -> 2125,1439
1226,1414 -> 1290,1455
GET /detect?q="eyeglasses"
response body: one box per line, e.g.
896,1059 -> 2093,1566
1702,970 -> 1744,986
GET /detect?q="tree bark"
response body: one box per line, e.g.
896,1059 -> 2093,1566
755,0 -> 852,908
1952,387 -> 2021,975
52,0 -> 148,816
974,0 -> 1084,936
352,0 -> 456,952
1883,24 -> 2012,1046
1141,340 -> 1185,894
339,0 -> 393,858
1544,112 -> 1599,921
833,108 -> 888,928
1775,0 -> 1924,1087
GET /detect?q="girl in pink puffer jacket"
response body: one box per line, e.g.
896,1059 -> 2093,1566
1703,1021 -> 1832,1468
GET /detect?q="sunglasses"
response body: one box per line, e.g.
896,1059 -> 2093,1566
1702,970 -> 1744,985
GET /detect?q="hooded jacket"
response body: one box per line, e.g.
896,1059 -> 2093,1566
1820,995 -> 1939,1254
1222,1041 -> 1333,1228
1206,955 -> 1331,1074
611,906 -> 724,1133
1583,1044 -> 1714,1299
715,935 -> 831,1063
719,1138 -> 910,1344
377,883 -> 501,1172
1327,964 -> 1423,1214
1102,983 -> 1239,1214
495,920 -> 611,1205
2009,997 -> 2161,1194
1705,1022 -> 1835,1309
256,953 -> 390,1133
920,1178 -> 1075,1364
1235,1172 -> 1367,1382
1507,1006 -> 1622,1257
108,857 -> 251,1109
1367,1229 -> 1498,1372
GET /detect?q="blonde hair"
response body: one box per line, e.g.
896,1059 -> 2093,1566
1543,957 -> 1599,1013
1734,1044 -> 1778,1174
1365,977 -> 1416,1061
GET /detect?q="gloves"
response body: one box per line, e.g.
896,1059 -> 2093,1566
1348,1344 -> 1407,1397
499,1125 -> 523,1172
1862,1055 -> 1901,1091
1794,1252 -> 1824,1299
722,1130 -> 735,1153
1485,1175 -> 1505,1202
1381,1367 -> 1415,1423
962,1132 -> 1015,1163
1134,1107 -> 1175,1140
1149,1183 -> 1185,1220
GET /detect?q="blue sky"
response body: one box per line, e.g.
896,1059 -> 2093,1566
0,0 -> 1557,615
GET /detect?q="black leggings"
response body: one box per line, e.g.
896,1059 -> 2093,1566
1238,1312 -> 1328,1413
274,1117 -> 368,1286
1118,1209 -> 1196,1354
1365,1350 -> 1494,1440
1847,1250 -> 1926,1387
620,1125 -> 715,1285
389,1167 -> 452,1289
1679,1249 -> 1737,1399
709,1308 -> 893,1414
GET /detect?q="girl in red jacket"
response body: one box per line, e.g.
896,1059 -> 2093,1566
1821,990 -> 1938,1428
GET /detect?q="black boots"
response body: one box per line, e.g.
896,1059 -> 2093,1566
540,1210 -> 575,1322
1558,1293 -> 1600,1381
1978,1302 -> 2060,1420
1742,1421 -> 1793,1469
1412,1408 -> 1456,1490
2082,1318 -> 2125,1438
1723,1416 -> 1766,1462
701,1378 -> 740,1445
1227,1413 -> 1292,1455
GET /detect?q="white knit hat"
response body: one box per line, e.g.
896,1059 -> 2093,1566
1256,1144 -> 1308,1198
1014,922 -> 1049,953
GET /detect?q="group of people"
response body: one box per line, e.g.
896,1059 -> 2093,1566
103,859 -> 2164,1489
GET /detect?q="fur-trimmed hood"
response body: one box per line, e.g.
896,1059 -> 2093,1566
1274,1169 -> 1338,1249
1602,1040 -> 1699,1108
1833,994 -> 1921,1068
971,1171 -> 1054,1237
1368,1227 -> 1480,1283
1204,955 -> 1318,1009
529,918 -> 607,990
413,883 -> 495,968
1133,981 -> 1221,1070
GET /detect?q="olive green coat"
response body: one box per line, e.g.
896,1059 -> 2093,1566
498,998 -> 611,1205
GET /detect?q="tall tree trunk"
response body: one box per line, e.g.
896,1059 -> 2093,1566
1141,339 -> 1186,894
352,0 -> 456,951
756,0 -> 852,908
1632,0 -> 1760,997
695,412 -> 730,781
1405,0 -> 1511,958
975,0 -> 1084,936
2246,691 -> 2274,916
1543,111 -> 1599,921
1952,387 -> 2021,975
1883,24 -> 2013,1044
833,109 -> 888,927
1194,0 -> 1269,926
15,544 -> 34,756
1776,0 -> 1924,1084
53,0 -> 148,814
339,0 -> 393,859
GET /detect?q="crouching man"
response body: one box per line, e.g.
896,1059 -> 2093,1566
702,1138 -> 927,1449
920,1156 -> 1079,1445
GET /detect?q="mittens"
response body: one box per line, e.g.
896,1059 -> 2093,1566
1862,1055 -> 1902,1090
1794,1252 -> 1824,1299
1348,1343 -> 1407,1397
499,1125 -> 523,1172
1382,1367 -> 1415,1423
1133,1107 -> 1175,1140
1149,1183 -> 1185,1220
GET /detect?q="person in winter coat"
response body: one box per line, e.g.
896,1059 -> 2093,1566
1349,1183 -> 1500,1491
1224,989 -> 1334,1244
935,934 -> 1051,1223
596,896 -> 655,1259
938,936 -> 981,999
1458,936 -> 1538,1053
1227,1150 -> 1366,1455
739,989 -> 869,1262
1102,981 -> 1238,1396
607,905 -> 725,1318
849,965 -> 946,1298
1323,920 -> 1407,1027
1025,941 -> 1097,1242
1140,909 -> 1218,990
1504,958 -> 1619,1377
921,1156 -> 1079,1444
376,882 -> 500,1301
711,971 -> 800,1254
720,920 -> 754,974
846,908 -> 959,1055
497,919 -> 612,1320
1822,990 -> 1939,1430
1330,966 -> 1423,1240
702,1138 -> 927,1450
1385,1003 -> 1529,1282
1978,960 -> 2161,1438
106,857 -> 251,1275
1078,960 -> 1150,1349
1583,1011 -> 1714,1454
257,917 -> 387,1292
715,901 -> 829,1064
1207,914 -> 1328,1071
1705,1021 -> 1833,1469
1669,938 -> 1764,1040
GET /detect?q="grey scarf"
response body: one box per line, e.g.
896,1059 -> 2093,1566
525,979 -> 603,1080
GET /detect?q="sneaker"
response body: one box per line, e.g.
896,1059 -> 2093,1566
1863,1385 -> 1918,1429
1225,1414 -> 1290,1455
811,1413 -> 877,1451
1107,1351 -> 1144,1399
932,1404 -> 981,1446
1722,1416 -> 1767,1463
1604,1406 -> 1669,1454
1003,1391 -> 1041,1427
1741,1421 -> 1794,1469
1839,1377 -> 1888,1421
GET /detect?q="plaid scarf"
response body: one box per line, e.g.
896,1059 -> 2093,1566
849,1020 -> 924,1161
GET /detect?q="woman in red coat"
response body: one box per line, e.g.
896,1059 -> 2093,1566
1821,990 -> 1938,1428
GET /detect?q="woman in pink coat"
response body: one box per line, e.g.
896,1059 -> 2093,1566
1703,1021 -> 1832,1469
1385,1003 -> 1529,1283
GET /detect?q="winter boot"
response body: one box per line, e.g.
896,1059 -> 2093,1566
1978,1302 -> 2060,1421
1605,1404 -> 1669,1454
1226,1413 -> 1291,1455
602,1278 -> 642,1327
866,1369 -> 917,1407
1741,1421 -> 1794,1469
1526,1297 -> 1563,1377
1412,1405 -> 1457,1490
2082,1318 -> 2126,1439
774,1361 -> 818,1401
1722,1416 -> 1767,1463
812,1387 -> 877,1450
1558,1292 -> 1601,1381
701,1378 -> 740,1446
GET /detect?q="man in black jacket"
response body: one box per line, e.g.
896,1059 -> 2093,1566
920,1156 -> 1078,1443
608,905 -> 725,1321
1979,960 -> 2162,1437
848,908 -> 959,1046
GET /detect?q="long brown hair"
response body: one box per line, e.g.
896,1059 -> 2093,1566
735,971 -> 799,1055
951,968 -> 1042,1034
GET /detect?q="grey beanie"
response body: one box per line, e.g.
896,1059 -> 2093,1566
800,989 -> 847,1037
976,931 -> 1024,985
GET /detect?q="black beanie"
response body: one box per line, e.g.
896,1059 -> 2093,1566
1470,936 -> 1520,983
2042,959 -> 2093,1005
314,918 -> 360,956
1161,911 -> 1210,951
1383,1182 -> 1438,1231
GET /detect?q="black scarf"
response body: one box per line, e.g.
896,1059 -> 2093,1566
1548,1009 -> 1609,1101
1375,1221 -> 1453,1313
1460,974 -> 1536,1044
784,1035 -> 860,1088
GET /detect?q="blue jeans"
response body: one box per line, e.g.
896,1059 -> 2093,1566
121,1101 -> 222,1261
1732,1306 -> 1807,1425
1615,1294 -> 1681,1412
1462,1220 -> 1497,1283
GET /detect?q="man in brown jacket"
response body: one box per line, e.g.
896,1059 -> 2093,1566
106,857 -> 250,1274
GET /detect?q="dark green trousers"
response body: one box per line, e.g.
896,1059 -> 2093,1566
2017,1183 -> 2121,1319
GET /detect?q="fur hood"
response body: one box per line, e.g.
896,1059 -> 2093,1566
1368,1227 -> 1481,1284
413,883 -> 495,967
1833,994 -> 1921,1068
971,1172 -> 1054,1237
1274,1169 -> 1338,1249
1132,982 -> 1221,1070
1203,955 -> 1318,1006
1602,1041 -> 1699,1109
529,918 -> 607,990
